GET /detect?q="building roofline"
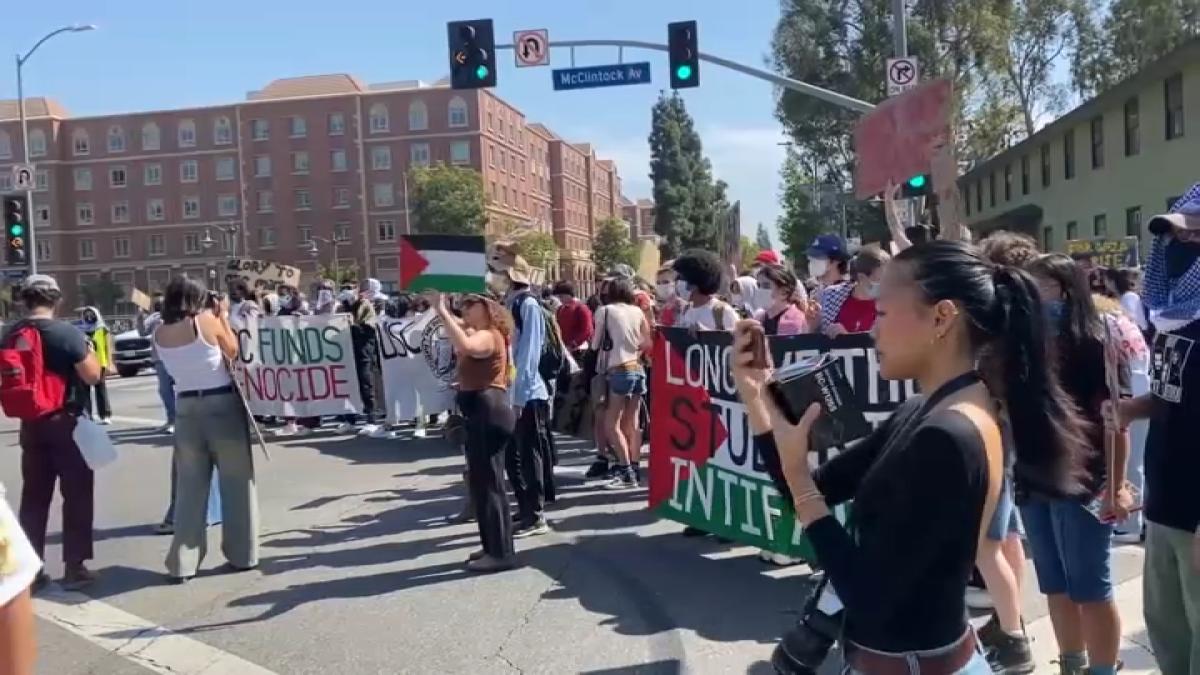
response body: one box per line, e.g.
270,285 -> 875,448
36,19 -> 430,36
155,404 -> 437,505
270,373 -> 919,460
962,36 -> 1200,182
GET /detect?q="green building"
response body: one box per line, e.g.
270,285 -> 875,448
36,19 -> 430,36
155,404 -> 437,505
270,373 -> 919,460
962,38 -> 1200,261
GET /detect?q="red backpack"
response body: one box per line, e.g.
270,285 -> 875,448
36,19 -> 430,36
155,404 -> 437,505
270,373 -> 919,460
0,322 -> 68,419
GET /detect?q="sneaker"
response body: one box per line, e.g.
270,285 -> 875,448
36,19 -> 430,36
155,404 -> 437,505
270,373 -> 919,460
98,417 -> 112,426
413,426 -> 428,439
584,458 -> 613,479
514,517 -> 550,538
984,630 -> 1035,674
358,424 -> 381,437
760,550 -> 803,566
275,423 -> 300,437
335,422 -> 356,434
368,425 -> 393,439
158,423 -> 174,433
31,572 -> 51,593
62,564 -> 96,591
966,586 -> 994,610
604,468 -> 638,490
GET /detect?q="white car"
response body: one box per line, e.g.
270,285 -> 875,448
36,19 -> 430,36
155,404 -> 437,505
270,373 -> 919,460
111,328 -> 155,377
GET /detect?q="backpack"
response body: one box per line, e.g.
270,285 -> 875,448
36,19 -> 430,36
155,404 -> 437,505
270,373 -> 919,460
0,321 -> 69,419
512,292 -> 568,384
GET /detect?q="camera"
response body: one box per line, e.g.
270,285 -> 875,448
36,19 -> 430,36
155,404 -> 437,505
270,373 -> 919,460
771,575 -> 844,675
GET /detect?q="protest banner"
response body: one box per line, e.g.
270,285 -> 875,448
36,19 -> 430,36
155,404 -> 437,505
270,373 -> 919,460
647,328 -> 916,559
853,78 -> 954,199
225,258 -> 302,293
376,310 -> 457,422
1067,237 -> 1140,268
234,314 -> 362,417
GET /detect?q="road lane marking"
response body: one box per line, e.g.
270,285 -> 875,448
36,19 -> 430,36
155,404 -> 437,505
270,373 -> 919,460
36,589 -> 282,675
110,415 -> 170,427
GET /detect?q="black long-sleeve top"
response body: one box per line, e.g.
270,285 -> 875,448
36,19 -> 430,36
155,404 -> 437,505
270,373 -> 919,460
754,396 -> 989,652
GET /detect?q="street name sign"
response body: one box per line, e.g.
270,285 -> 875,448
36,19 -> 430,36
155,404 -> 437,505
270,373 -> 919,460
514,29 -> 550,68
552,62 -> 652,91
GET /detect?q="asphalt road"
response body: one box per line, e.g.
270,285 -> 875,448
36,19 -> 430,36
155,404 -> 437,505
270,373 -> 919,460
0,372 -> 1147,675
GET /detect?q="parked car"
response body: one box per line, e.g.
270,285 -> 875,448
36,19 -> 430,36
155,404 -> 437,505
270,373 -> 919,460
112,329 -> 154,377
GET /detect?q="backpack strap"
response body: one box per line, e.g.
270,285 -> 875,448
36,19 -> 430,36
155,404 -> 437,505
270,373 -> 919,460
713,302 -> 728,331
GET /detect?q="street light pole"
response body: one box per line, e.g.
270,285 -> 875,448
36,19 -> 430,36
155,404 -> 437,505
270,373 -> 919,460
15,24 -> 96,276
309,236 -> 345,279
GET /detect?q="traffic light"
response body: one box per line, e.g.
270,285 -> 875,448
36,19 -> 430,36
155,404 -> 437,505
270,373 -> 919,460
447,19 -> 497,90
3,195 -> 29,267
900,174 -> 932,198
668,21 -> 700,90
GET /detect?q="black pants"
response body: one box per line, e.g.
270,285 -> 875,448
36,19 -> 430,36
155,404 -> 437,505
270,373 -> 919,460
506,399 -> 553,522
19,413 -> 93,565
341,333 -> 379,424
89,380 -> 111,419
458,389 -> 515,559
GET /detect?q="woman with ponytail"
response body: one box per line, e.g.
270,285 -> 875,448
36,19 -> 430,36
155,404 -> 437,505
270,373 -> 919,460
753,265 -> 810,337
732,240 -> 1090,674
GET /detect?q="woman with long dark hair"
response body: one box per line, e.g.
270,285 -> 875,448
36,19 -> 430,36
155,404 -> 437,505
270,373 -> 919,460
733,240 -> 1091,674
429,291 -> 517,573
1023,253 -> 1132,675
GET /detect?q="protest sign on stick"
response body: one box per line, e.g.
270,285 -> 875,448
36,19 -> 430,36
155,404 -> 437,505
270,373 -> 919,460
853,79 -> 954,200
233,315 -> 362,417
224,259 -> 302,293
647,329 -> 916,560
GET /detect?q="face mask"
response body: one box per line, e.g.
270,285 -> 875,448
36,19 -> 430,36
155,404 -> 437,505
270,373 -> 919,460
279,293 -> 291,303
1043,299 -> 1065,330
656,282 -> 675,301
340,290 -> 355,302
809,259 -> 828,278
754,287 -> 775,309
1165,238 -> 1200,280
867,282 -> 881,299
675,280 -> 692,299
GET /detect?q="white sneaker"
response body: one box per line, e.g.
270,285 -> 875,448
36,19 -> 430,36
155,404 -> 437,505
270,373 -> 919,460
294,426 -> 311,436
98,417 -> 112,425
758,549 -> 801,566
335,422 -> 356,434
368,425 -> 392,439
358,424 -> 380,437
275,423 -> 300,437
965,587 -> 994,610
413,427 -> 427,439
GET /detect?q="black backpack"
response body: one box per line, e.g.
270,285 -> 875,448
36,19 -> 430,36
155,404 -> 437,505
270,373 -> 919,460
511,292 -> 568,385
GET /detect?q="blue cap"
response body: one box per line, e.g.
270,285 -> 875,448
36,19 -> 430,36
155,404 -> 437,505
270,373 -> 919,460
806,234 -> 847,260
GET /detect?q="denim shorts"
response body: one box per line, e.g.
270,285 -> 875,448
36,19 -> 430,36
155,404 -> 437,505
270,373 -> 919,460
985,477 -> 1024,541
607,368 -> 647,397
1020,499 -> 1114,603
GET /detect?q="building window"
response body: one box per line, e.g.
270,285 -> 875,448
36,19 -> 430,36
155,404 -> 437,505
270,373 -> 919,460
1020,155 -> 1030,195
216,157 -> 235,181
295,189 -> 311,210
369,104 -> 389,133
74,168 -> 92,191
448,97 -> 469,127
218,195 -> 238,216
259,227 -> 276,248
73,129 -> 90,156
36,206 -> 49,224
182,196 -> 200,219
408,101 -> 428,131
1125,206 -> 1142,237
178,119 -> 196,148
335,222 -> 350,242
1040,144 -> 1051,187
1089,116 -> 1104,169
334,187 -> 350,208
252,119 -> 269,140
988,173 -> 996,207
290,116 -> 307,138
254,155 -> 271,177
108,126 -> 125,153
331,149 -> 348,172
328,113 -> 345,135
180,160 -> 198,183
1042,226 -> 1053,251
1124,98 -> 1140,156
214,117 -> 233,145
147,199 -> 165,221
1093,214 -> 1107,237
1066,221 -> 1078,240
373,183 -> 395,207
78,239 -> 95,261
113,237 -> 131,259
297,226 -> 312,246
142,123 -> 160,151
257,190 -> 273,212
35,171 -> 48,191
1165,73 -> 1185,140
1063,130 -> 1076,179
372,145 -> 392,170
292,151 -> 310,174
377,219 -> 397,242
1003,164 -> 1012,201
148,234 -> 165,256
0,131 -> 11,159
110,167 -> 127,188
112,201 -> 130,223
184,232 -> 202,254
76,203 -> 94,226
450,140 -> 471,164
410,143 -> 431,167
0,175 -> 10,191
144,163 -> 162,185
28,129 -> 46,157
35,239 -> 50,262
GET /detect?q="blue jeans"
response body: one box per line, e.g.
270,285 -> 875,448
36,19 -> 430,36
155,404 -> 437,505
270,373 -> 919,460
607,368 -> 647,397
155,364 -> 176,425
843,636 -> 992,674
985,477 -> 1024,541
164,458 -> 221,526
1021,499 -> 1114,603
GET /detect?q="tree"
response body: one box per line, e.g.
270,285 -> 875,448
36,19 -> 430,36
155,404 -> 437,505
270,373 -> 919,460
1071,0 -> 1199,96
755,223 -> 773,251
739,236 -> 762,272
80,276 -> 124,315
409,163 -> 488,235
648,92 -> 724,255
497,219 -> 558,271
776,149 -> 825,265
314,263 -> 361,285
593,217 -> 637,271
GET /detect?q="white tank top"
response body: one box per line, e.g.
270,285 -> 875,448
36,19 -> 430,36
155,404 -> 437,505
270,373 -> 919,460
154,318 -> 232,392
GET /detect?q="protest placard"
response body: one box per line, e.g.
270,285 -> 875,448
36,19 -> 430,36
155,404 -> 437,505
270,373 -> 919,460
647,329 -> 916,559
233,314 -> 361,417
1067,237 -> 1140,268
224,258 -> 302,293
853,78 -> 954,199
376,311 -> 456,422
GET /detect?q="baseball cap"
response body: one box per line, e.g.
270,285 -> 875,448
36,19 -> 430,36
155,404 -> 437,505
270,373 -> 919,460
806,234 -> 848,261
1149,185 -> 1200,235
607,263 -> 636,280
22,274 -> 59,291
754,250 -> 781,265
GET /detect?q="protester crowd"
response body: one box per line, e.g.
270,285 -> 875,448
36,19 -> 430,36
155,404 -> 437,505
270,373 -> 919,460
0,191 -> 1197,674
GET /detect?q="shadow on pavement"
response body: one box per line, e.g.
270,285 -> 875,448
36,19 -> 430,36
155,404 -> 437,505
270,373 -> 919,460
579,660 -> 684,674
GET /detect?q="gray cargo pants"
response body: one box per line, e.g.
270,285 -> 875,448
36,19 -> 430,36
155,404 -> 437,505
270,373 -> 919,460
1144,521 -> 1200,675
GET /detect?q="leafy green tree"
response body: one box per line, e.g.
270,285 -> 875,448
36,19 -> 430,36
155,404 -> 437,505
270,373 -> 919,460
649,92 -> 724,255
1070,0 -> 1198,96
497,220 -> 558,270
80,276 -> 125,315
755,223 -> 773,251
409,163 -> 488,235
776,150 -> 825,265
314,263 -> 361,285
593,217 -> 637,271
739,236 -> 762,272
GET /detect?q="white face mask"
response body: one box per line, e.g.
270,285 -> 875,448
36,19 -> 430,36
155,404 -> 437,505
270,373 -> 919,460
753,287 -> 775,310
675,280 -> 692,299
340,290 -> 356,302
655,282 -> 675,301
809,258 -> 828,279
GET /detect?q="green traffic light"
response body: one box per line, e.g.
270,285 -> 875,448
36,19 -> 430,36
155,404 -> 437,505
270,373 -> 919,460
907,175 -> 926,189
475,65 -> 489,79
8,224 -> 23,237
676,65 -> 693,80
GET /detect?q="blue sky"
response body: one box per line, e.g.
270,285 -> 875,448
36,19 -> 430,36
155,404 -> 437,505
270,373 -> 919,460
5,1 -> 791,248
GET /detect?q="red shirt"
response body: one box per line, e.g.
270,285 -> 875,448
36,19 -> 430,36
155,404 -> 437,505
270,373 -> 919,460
835,295 -> 877,333
556,300 -> 594,351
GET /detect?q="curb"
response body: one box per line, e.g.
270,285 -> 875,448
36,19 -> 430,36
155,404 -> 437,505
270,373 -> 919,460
1024,576 -> 1157,673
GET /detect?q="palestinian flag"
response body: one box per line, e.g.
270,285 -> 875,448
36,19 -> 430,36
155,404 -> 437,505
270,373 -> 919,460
399,234 -> 487,293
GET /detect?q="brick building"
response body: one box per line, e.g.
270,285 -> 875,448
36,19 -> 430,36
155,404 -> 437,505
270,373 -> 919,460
0,74 -> 625,307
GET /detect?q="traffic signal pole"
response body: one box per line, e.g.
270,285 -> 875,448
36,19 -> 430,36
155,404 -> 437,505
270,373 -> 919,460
15,54 -> 35,275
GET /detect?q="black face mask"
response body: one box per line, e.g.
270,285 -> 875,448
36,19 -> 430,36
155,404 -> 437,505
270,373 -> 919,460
1165,238 -> 1200,280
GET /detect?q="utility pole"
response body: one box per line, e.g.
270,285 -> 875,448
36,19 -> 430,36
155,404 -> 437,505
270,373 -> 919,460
890,0 -> 919,231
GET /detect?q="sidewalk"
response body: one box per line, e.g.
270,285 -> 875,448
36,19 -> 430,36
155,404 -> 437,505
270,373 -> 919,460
1025,576 -> 1158,673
